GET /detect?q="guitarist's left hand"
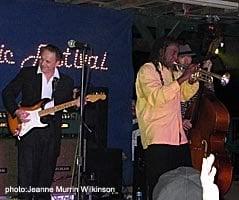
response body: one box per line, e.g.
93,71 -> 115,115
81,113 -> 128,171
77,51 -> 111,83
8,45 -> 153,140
75,96 -> 89,107
76,96 -> 81,107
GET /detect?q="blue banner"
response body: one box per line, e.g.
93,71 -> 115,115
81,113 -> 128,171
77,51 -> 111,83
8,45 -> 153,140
0,0 -> 134,184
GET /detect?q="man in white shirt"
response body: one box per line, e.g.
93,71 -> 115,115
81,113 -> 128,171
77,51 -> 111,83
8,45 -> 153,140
2,44 -> 76,200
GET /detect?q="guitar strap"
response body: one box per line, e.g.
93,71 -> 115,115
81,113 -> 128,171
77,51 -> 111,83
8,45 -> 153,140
52,77 -> 59,99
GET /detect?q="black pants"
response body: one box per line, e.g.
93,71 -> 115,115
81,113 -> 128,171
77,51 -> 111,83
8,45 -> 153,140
145,143 -> 192,200
18,121 -> 59,200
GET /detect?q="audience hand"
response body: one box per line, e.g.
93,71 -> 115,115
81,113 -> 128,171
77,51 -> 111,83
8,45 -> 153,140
200,154 -> 219,200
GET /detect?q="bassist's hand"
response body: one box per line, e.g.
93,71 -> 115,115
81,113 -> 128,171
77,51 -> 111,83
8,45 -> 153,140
15,109 -> 30,123
182,119 -> 192,131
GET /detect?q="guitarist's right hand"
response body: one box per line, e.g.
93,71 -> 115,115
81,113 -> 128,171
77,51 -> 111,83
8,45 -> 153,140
15,109 -> 30,123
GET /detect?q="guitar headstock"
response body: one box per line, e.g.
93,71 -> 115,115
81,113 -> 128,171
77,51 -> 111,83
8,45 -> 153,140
86,93 -> 106,102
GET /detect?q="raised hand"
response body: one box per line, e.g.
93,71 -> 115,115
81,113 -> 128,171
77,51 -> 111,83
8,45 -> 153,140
177,64 -> 198,85
200,154 -> 219,200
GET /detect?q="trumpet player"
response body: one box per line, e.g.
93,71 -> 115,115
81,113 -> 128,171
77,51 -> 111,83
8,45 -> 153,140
135,37 -> 199,200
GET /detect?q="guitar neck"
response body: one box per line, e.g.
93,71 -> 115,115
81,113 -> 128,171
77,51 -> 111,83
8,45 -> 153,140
39,99 -> 77,117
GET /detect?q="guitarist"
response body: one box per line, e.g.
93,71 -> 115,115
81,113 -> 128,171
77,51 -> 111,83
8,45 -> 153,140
2,44 -> 77,200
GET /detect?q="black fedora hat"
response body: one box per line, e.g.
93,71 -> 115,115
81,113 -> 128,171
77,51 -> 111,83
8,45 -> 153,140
178,44 -> 196,56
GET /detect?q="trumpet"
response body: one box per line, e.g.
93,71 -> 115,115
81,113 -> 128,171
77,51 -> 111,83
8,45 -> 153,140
173,62 -> 230,86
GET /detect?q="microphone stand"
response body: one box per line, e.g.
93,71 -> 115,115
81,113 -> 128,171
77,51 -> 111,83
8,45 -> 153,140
70,45 -> 90,200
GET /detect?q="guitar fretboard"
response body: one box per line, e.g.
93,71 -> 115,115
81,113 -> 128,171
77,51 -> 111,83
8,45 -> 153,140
39,99 -> 77,117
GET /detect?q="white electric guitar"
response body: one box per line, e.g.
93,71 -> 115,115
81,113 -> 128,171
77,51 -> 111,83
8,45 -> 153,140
7,93 -> 106,139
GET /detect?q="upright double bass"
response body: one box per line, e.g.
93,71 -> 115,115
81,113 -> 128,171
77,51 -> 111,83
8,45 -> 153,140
185,49 -> 233,195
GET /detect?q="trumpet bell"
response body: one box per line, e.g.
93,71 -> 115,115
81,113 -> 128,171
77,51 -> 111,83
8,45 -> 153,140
173,62 -> 230,86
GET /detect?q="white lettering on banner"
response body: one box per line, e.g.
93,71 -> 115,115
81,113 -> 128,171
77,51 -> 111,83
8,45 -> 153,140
0,44 -> 15,64
63,48 -> 73,68
0,43 -> 108,70
20,44 -> 45,67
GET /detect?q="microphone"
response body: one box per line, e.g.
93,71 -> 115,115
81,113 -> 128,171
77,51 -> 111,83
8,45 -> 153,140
68,40 -> 90,49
